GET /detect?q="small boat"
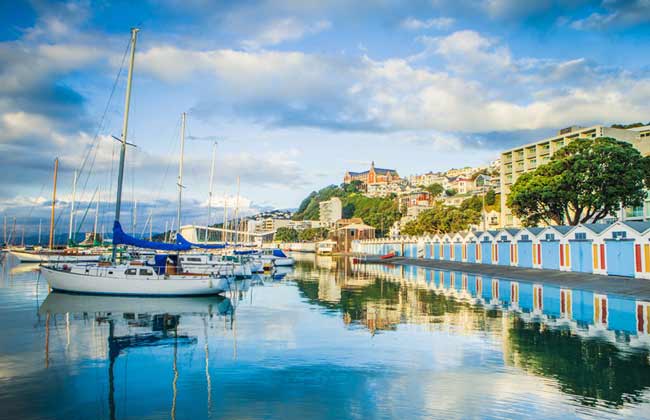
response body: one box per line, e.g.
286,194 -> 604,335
178,253 -> 254,278
260,248 -> 295,267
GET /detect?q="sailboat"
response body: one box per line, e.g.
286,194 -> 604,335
8,159 -> 103,263
40,28 -> 232,296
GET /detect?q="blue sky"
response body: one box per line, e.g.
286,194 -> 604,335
1,0 -> 650,237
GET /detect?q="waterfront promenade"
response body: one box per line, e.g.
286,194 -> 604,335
362,256 -> 650,301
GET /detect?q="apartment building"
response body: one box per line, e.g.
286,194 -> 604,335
500,125 -> 650,227
319,197 -> 343,226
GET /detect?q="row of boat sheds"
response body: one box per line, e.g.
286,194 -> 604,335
352,221 -> 650,279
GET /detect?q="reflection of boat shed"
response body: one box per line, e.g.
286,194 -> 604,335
335,222 -> 375,253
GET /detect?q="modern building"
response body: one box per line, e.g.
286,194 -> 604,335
344,161 -> 400,186
500,125 -> 650,227
319,197 -> 343,226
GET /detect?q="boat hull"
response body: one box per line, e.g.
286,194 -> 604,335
40,266 -> 230,296
8,250 -> 102,263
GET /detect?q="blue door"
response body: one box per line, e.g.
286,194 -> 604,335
425,244 -> 432,259
605,240 -> 635,277
443,243 -> 451,260
570,240 -> 592,273
466,243 -> 477,263
518,241 -> 533,268
434,244 -> 441,260
497,242 -> 510,266
454,244 -> 463,262
541,241 -> 560,270
480,242 -> 492,264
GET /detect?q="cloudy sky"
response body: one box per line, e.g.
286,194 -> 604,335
1,0 -> 650,238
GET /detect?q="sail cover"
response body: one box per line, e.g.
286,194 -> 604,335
176,234 -> 226,249
113,221 -> 191,251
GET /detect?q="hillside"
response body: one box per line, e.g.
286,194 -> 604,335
292,184 -> 400,237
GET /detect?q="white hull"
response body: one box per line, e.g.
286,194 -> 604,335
268,257 -> 295,267
41,266 -> 231,296
9,250 -> 102,263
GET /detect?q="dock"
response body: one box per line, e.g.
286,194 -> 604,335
358,256 -> 650,301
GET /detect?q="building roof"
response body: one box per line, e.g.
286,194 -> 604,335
525,227 -> 544,236
579,223 -> 610,234
551,225 -> 574,235
337,223 -> 375,231
622,221 -> 650,234
504,228 -> 520,236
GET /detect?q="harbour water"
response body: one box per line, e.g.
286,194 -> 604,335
1,253 -> 650,419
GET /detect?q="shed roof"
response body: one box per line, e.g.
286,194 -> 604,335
622,221 -> 650,234
579,223 -> 610,234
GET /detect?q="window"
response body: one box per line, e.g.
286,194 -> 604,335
612,231 -> 627,239
139,269 -> 153,276
186,257 -> 202,262
545,233 -> 555,241
575,232 -> 587,240
521,234 -> 529,241
125,268 -> 137,275
500,235 -> 507,241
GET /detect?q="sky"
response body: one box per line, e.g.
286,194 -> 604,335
1,0 -> 650,239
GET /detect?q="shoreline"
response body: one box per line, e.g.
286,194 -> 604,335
357,255 -> 650,301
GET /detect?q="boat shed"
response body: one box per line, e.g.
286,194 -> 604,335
601,221 -> 650,278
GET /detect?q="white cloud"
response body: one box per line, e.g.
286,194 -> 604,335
133,40 -> 650,134
419,30 -> 513,74
400,17 -> 455,30
241,17 -> 331,49
570,0 -> 650,30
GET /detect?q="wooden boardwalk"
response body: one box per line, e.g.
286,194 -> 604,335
359,256 -> 650,301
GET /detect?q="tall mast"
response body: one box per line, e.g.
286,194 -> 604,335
49,158 -> 59,250
206,141 -> 217,242
68,169 -> 78,244
176,112 -> 186,238
149,209 -> 153,241
3,215 -> 6,246
112,28 -> 138,263
234,176 -> 240,244
222,195 -> 228,243
38,219 -> 42,246
132,199 -> 137,235
93,188 -> 100,241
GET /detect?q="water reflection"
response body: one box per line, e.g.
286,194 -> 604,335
1,254 -> 650,419
292,257 -> 650,409
39,293 -> 234,420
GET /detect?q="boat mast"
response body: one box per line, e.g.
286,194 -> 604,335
93,188 -> 100,242
234,176 -> 240,244
49,158 -> 59,250
176,112 -> 186,239
38,219 -> 42,246
206,141 -> 217,243
222,195 -> 228,243
68,169 -> 77,245
149,209 -> 153,241
111,28 -> 138,263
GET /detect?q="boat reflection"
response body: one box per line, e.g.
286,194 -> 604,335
291,258 -> 650,408
9,263 -> 40,276
40,292 -> 234,420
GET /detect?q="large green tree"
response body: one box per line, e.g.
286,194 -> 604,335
275,227 -> 299,242
401,203 -> 480,235
507,137 -> 648,226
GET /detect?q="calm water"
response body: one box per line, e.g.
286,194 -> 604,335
1,253 -> 650,420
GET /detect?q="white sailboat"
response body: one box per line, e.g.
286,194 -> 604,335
8,159 -> 102,263
40,28 -> 232,296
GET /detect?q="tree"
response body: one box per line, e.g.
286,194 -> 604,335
445,188 -> 457,196
298,227 -> 329,241
485,189 -> 496,206
401,204 -> 480,235
275,227 -> 299,242
424,183 -> 444,198
507,137 -> 648,226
